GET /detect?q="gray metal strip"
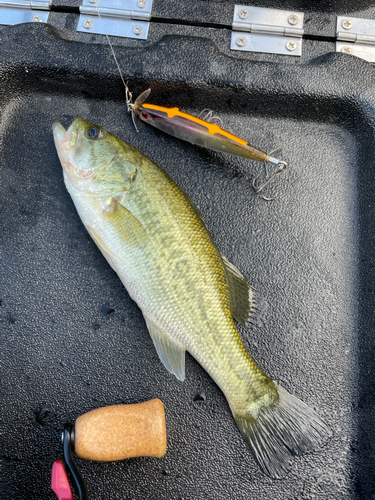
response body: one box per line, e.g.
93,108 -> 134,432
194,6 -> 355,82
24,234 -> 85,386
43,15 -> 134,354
232,5 -> 304,32
77,15 -> 150,39
336,16 -> 375,61
0,6 -> 49,24
231,5 -> 303,56
78,0 -> 152,40
231,32 -> 302,56
336,41 -> 375,62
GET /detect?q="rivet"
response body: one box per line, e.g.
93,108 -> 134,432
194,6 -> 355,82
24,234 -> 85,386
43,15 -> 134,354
88,0 -> 98,3
288,14 -> 299,26
236,36 -> 247,47
83,19 -> 94,29
286,41 -> 297,51
342,19 -> 353,30
238,8 -> 249,20
133,25 -> 144,36
341,46 -> 353,54
137,0 -> 148,8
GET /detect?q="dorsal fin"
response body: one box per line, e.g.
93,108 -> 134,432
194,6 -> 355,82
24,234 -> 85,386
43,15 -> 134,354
221,254 -> 255,325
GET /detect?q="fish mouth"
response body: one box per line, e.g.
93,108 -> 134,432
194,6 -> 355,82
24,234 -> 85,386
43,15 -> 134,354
53,120 -> 80,182
52,121 -> 67,148
53,118 -> 82,153
53,118 -> 90,177
53,118 -> 116,188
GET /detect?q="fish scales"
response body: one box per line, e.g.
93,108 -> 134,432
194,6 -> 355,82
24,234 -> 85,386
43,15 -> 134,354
128,156 -> 260,401
53,118 -> 332,479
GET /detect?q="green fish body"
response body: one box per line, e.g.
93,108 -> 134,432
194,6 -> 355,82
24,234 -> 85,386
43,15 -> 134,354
53,118 -> 331,478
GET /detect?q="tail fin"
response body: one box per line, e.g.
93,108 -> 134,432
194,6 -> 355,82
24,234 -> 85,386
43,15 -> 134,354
232,384 -> 332,479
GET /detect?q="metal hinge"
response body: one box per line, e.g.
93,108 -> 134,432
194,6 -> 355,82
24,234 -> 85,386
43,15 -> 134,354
336,16 -> 375,62
78,0 -> 152,40
231,5 -> 304,56
0,0 -> 50,25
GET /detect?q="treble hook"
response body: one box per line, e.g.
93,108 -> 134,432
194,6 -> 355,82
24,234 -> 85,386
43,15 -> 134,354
198,109 -> 224,128
252,149 -> 287,201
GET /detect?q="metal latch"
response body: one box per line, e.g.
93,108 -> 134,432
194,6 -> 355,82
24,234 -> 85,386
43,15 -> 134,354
231,5 -> 304,56
336,16 -> 375,62
0,0 -> 50,26
78,0 -> 152,40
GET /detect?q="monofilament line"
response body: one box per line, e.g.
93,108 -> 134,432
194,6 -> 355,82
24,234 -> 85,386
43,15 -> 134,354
96,6 -> 133,105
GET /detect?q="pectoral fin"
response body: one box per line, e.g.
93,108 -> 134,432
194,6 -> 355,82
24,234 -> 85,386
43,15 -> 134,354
221,253 -> 255,325
144,315 -> 186,381
103,197 -> 148,248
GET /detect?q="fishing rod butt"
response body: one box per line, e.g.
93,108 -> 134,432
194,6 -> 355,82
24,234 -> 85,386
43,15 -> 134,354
73,398 -> 167,462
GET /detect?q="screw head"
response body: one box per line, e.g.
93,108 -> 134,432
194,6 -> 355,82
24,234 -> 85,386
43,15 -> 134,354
236,36 -> 247,47
238,8 -> 249,20
288,14 -> 299,25
341,46 -> 353,54
133,25 -> 144,36
137,0 -> 148,7
83,19 -> 94,29
342,19 -> 353,30
32,15 -> 43,22
286,41 -> 297,51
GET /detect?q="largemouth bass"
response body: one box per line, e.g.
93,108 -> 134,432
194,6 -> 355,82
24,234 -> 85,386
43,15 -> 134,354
53,118 -> 332,479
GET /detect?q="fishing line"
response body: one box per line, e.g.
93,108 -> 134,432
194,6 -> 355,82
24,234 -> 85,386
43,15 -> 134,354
95,6 -> 133,107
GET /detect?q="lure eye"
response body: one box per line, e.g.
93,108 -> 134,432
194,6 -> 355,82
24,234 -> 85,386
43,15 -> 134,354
141,111 -> 149,120
86,127 -> 102,140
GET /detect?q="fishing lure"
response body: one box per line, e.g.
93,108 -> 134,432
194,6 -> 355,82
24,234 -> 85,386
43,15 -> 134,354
128,89 -> 287,200
94,7 -> 287,200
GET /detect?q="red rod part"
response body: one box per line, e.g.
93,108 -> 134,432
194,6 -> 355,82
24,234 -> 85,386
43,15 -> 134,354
51,460 -> 74,500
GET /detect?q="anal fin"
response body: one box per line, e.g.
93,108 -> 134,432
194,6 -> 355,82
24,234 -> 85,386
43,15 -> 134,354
144,316 -> 186,381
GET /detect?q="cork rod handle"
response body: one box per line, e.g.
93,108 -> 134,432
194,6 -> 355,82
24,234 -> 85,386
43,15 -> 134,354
74,399 -> 167,461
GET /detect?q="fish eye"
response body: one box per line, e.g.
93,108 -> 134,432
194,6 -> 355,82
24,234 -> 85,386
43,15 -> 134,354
86,127 -> 103,140
141,111 -> 149,119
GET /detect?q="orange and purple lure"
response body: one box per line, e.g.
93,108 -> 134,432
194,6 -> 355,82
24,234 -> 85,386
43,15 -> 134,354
129,90 -> 287,199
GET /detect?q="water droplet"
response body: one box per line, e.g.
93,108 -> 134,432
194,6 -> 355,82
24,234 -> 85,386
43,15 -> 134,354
101,302 -> 115,315
34,406 -> 50,426
193,392 -> 206,402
